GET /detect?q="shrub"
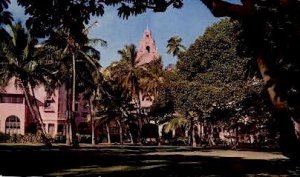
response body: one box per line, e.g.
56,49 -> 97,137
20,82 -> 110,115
54,133 -> 66,143
0,132 -> 10,143
1,133 -> 54,144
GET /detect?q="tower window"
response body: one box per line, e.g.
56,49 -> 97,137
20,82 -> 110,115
146,34 -> 149,37
146,46 -> 150,53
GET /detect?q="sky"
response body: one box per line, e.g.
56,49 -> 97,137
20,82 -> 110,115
8,0 -> 225,68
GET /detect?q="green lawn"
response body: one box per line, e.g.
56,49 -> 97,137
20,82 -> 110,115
0,144 -> 299,176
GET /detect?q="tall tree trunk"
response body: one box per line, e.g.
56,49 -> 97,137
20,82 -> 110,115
256,56 -> 287,110
116,119 -> 123,144
208,124 -> 216,146
66,87 -> 71,146
89,94 -> 95,145
191,120 -> 196,147
120,108 -> 134,144
235,127 -> 239,147
29,84 -> 53,146
71,53 -> 79,147
106,123 -> 111,144
20,81 -> 51,146
257,55 -> 300,157
126,123 -> 134,144
135,94 -> 143,143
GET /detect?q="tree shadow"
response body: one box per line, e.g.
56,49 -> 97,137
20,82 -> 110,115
0,145 -> 299,177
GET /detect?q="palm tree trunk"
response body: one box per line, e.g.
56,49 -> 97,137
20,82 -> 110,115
66,87 -> 71,145
126,123 -> 134,144
89,95 -> 95,145
120,108 -> 134,144
29,84 -> 53,146
116,119 -> 123,144
71,53 -> 79,147
106,123 -> 111,144
136,94 -> 143,143
20,81 -> 51,146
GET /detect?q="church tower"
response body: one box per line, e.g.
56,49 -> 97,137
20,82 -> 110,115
136,28 -> 159,65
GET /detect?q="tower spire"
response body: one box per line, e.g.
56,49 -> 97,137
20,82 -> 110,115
135,27 -> 159,65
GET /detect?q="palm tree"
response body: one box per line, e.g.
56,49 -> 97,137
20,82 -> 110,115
96,78 -> 134,144
140,57 -> 164,98
112,44 -> 141,101
41,29 -> 106,146
0,0 -> 13,44
166,36 -> 186,57
164,112 -> 198,147
109,44 -> 147,141
0,23 -> 53,146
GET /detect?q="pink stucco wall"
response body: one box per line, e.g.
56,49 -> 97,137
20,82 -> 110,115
0,78 -> 26,134
0,78 -> 69,136
0,101 -> 26,134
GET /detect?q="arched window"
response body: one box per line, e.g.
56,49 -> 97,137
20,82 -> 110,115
5,115 -> 21,134
146,46 -> 150,53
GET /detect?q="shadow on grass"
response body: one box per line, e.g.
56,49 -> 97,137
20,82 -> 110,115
0,145 -> 299,177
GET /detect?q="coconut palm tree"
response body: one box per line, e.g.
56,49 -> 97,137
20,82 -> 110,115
0,0 -> 13,44
166,36 -> 186,57
164,112 -> 198,147
96,78 -> 134,144
109,44 -> 148,141
140,57 -> 164,98
111,44 -> 141,102
41,29 -> 106,146
0,22 -> 54,146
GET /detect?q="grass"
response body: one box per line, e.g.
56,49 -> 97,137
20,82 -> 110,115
0,144 -> 299,177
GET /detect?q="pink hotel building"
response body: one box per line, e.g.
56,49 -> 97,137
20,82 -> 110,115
0,28 -> 159,137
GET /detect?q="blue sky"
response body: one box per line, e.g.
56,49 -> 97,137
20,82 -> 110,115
9,0 -> 225,67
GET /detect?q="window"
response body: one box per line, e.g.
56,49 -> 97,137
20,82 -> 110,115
57,124 -> 65,134
146,46 -> 150,53
5,115 -> 21,134
0,95 -> 23,104
44,97 -> 55,112
48,124 -> 55,135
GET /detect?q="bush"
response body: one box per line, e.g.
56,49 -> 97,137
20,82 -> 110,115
54,133 -> 66,143
0,132 -> 10,143
78,134 -> 92,144
0,133 -> 54,144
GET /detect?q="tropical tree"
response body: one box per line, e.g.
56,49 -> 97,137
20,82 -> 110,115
200,0 -> 300,158
162,19 -> 273,147
100,79 -> 135,144
0,23 -> 54,146
0,0 -> 13,41
0,0 -> 12,24
166,36 -> 186,57
112,44 -> 141,102
140,57 -> 164,98
14,0 -> 300,157
109,44 -> 143,136
40,28 -> 106,146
